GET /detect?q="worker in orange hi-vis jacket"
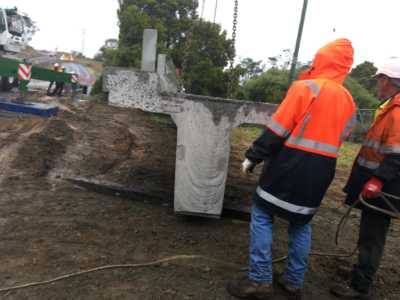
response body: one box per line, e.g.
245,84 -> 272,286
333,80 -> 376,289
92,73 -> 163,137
331,57 -> 400,299
227,39 -> 357,300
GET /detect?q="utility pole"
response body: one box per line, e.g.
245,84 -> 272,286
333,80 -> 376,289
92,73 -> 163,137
288,0 -> 308,85
81,28 -> 86,57
213,0 -> 218,23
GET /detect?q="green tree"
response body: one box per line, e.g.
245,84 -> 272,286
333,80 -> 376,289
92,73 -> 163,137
116,0 -> 197,67
344,76 -> 377,108
240,68 -> 290,103
238,57 -> 265,82
114,0 -> 234,97
181,21 -> 233,96
350,61 -> 377,96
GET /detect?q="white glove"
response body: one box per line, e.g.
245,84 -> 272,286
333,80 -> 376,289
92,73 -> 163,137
241,158 -> 256,174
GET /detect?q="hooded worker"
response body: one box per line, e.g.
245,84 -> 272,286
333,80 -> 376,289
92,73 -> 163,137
227,39 -> 356,300
330,57 -> 400,299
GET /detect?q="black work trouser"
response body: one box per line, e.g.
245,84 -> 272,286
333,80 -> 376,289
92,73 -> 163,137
54,82 -> 64,96
351,209 -> 391,293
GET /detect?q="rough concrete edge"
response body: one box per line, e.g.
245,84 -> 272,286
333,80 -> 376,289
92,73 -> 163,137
103,66 -> 178,94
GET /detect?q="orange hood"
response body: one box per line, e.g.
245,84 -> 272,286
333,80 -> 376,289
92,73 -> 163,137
299,39 -> 354,84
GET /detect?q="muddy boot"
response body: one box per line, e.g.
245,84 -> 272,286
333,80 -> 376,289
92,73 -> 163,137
226,277 -> 274,299
336,265 -> 352,281
277,274 -> 303,300
330,283 -> 371,299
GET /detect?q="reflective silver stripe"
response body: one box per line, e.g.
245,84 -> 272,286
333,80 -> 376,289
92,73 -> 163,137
299,112 -> 311,137
267,118 -> 290,137
303,80 -> 320,97
357,157 -> 380,169
340,112 -> 357,142
256,187 -> 318,215
363,139 -> 381,151
287,136 -> 339,155
380,145 -> 400,154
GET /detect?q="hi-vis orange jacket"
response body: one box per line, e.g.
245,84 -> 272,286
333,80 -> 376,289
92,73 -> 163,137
246,39 -> 356,224
358,94 -> 400,169
344,94 -> 400,211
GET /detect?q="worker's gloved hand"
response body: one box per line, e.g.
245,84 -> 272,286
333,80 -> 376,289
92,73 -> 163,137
241,158 -> 256,174
362,177 -> 383,199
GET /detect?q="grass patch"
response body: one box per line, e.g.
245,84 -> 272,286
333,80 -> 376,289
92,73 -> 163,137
337,142 -> 360,169
231,125 -> 263,147
148,113 -> 175,126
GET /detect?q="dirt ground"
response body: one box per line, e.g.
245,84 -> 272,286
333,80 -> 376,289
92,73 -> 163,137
0,92 -> 399,299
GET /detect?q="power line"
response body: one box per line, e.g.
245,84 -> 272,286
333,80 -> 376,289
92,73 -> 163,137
213,0 -> 218,23
200,0 -> 206,19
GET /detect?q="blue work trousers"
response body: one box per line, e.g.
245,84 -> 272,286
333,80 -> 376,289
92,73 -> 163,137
248,203 -> 312,288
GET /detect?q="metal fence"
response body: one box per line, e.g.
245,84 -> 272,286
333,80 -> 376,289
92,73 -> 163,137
348,109 -> 375,143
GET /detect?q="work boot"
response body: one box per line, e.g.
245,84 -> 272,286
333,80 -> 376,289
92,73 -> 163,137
330,283 -> 371,299
226,277 -> 274,299
277,274 -> 303,300
336,265 -> 352,281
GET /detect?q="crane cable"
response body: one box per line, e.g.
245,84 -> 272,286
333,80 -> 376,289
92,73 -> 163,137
213,0 -> 218,23
180,0 -> 199,91
200,0 -> 206,19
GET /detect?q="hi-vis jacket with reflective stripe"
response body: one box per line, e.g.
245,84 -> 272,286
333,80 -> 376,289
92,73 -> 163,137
358,94 -> 400,169
344,94 -> 400,212
246,39 -> 356,224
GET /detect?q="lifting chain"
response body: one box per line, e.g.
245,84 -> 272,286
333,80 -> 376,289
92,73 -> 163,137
227,0 -> 239,98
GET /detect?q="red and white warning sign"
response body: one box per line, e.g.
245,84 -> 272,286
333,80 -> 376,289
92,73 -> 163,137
18,64 -> 32,81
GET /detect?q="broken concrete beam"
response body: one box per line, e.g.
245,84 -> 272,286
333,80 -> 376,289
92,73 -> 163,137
104,68 -> 277,217
157,54 -> 167,75
103,67 -> 179,113
169,94 -> 275,216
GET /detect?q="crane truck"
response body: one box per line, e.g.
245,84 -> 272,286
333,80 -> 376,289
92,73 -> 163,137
0,7 -> 72,92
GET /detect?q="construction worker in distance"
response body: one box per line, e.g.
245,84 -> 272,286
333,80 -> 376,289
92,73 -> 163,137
54,66 -> 66,96
226,39 -> 356,300
330,57 -> 400,299
47,62 -> 60,96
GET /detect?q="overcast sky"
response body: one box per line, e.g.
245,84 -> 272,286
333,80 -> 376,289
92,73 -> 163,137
2,1 -> 400,67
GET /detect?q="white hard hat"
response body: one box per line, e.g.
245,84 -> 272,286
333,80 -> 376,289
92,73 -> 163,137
375,57 -> 400,79
54,63 -> 60,67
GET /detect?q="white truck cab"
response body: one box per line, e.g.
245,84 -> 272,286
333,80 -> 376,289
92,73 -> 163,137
0,7 -> 35,53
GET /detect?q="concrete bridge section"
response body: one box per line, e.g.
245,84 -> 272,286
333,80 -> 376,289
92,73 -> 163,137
103,29 -> 277,217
